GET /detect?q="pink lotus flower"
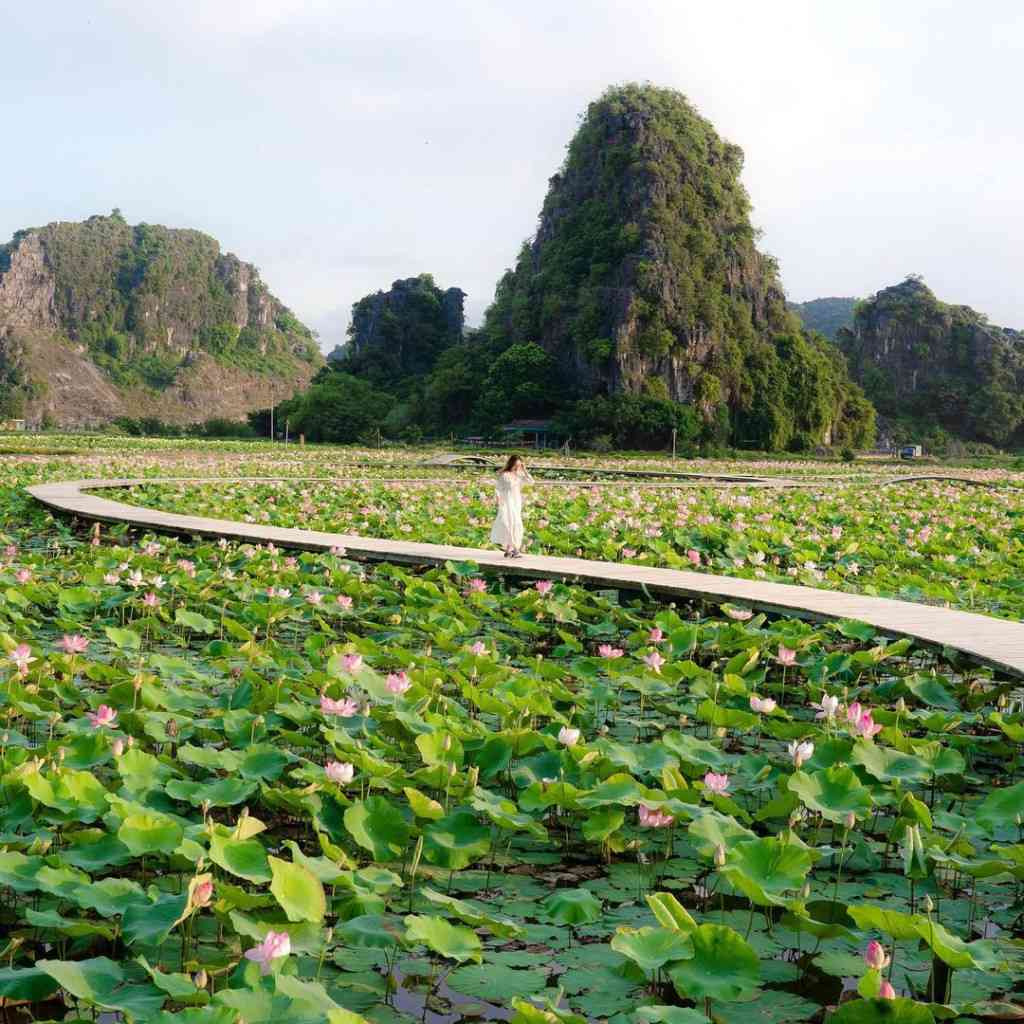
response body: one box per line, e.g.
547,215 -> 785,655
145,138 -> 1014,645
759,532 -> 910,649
103,572 -> 120,585
724,607 -> 753,621
336,595 -> 353,609
9,644 -> 35,674
386,671 -> 411,695
142,592 -> 160,608
703,772 -> 730,795
777,645 -> 796,666
853,711 -> 883,739
878,980 -> 896,999
686,549 -> 701,566
469,640 -> 487,656
60,634 -> 90,654
864,940 -> 890,970
330,545 -> 347,556
622,547 -> 637,558
339,653 -> 363,673
749,695 -> 776,714
648,628 -> 663,643
306,591 -> 323,606
112,738 -> 125,756
598,644 -> 624,659
643,651 -> 665,674
788,740 -> 815,767
638,804 -> 674,828
191,879 -> 214,908
812,693 -> 840,719
87,705 -> 118,729
535,580 -> 553,596
466,578 -> 487,594
244,930 -> 291,974
325,761 -> 355,784
320,694 -> 359,717
846,701 -> 863,724
15,568 -> 31,584
558,726 -> 580,747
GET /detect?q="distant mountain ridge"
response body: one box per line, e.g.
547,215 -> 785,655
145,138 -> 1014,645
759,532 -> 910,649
0,211 -> 322,426
837,276 -> 1024,446
789,297 -> 857,340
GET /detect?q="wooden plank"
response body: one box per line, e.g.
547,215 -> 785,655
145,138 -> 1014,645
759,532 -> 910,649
26,477 -> 1024,679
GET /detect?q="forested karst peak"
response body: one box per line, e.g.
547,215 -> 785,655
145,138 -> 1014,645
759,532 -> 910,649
0,212 -> 321,426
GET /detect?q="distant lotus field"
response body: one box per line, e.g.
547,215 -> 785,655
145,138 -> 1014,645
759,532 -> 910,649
124,476 -> 1024,620
0,439 -> 1021,1023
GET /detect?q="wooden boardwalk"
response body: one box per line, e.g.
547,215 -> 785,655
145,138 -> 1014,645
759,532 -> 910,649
27,477 -> 1024,679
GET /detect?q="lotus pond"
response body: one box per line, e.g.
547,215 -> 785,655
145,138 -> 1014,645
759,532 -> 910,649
122,476 -> 1024,620
0,443 -> 1023,1024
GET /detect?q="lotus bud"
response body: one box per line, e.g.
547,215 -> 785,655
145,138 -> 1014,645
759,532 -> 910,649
466,766 -> 479,789
998,694 -> 1008,709
844,811 -> 856,830
448,761 -> 457,778
201,800 -> 211,818
167,719 -> 178,738
58,747 -> 66,762
801,883 -> 811,900
715,727 -> 727,739
864,939 -> 891,970
112,738 -> 125,756
239,806 -> 249,823
714,844 -> 726,867
922,894 -> 934,914
127,735 -> 135,749
896,697 -> 906,713
324,928 -> 334,944
443,734 -> 452,751
194,969 -> 208,989
879,980 -> 896,999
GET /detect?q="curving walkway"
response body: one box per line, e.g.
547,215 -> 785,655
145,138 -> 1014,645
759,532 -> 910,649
27,476 -> 1024,679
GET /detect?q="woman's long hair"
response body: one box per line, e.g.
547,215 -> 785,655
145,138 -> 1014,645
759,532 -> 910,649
501,454 -> 523,473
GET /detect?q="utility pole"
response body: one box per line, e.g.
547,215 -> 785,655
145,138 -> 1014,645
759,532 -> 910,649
672,427 -> 677,459
269,385 -> 274,442
284,418 -> 289,445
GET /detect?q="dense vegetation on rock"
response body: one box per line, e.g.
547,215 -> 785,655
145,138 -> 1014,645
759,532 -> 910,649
335,274 -> 465,383
789,297 -> 857,340
838,276 -> 1024,448
0,211 -> 321,426
310,85 -> 875,451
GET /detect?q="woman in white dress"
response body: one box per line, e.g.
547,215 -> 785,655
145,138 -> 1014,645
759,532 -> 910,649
490,454 -> 533,558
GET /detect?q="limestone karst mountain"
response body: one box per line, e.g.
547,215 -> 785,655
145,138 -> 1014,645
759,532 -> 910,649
0,211 -> 322,427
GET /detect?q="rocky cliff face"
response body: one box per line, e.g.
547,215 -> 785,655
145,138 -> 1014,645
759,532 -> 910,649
347,274 -> 465,379
838,277 -> 1024,445
0,212 -> 322,426
482,84 -> 873,449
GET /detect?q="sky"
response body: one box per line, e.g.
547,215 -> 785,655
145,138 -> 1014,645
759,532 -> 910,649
2,0 -> 1022,351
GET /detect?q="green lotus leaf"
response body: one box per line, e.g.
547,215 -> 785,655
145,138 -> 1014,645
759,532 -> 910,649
420,886 -> 524,938
0,965 -> 61,1002
667,923 -> 760,1003
344,796 -> 411,861
121,892 -> 190,947
635,1008 -> 709,1024
404,914 -> 482,963
851,741 -> 931,784
447,962 -> 548,1001
543,887 -> 603,925
646,891 -> 697,934
610,925 -> 693,973
165,776 -> 258,807
336,913 -> 409,950
175,608 -> 216,633
721,836 -> 814,905
269,854 -> 326,923
975,780 -> 1024,834
422,809 -> 491,870
788,765 -> 873,823
37,957 -> 166,1018
827,998 -> 936,1023
117,812 -> 184,856
208,833 -> 272,883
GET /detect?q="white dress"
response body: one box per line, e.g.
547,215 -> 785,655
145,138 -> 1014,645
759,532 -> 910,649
489,470 -> 530,549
